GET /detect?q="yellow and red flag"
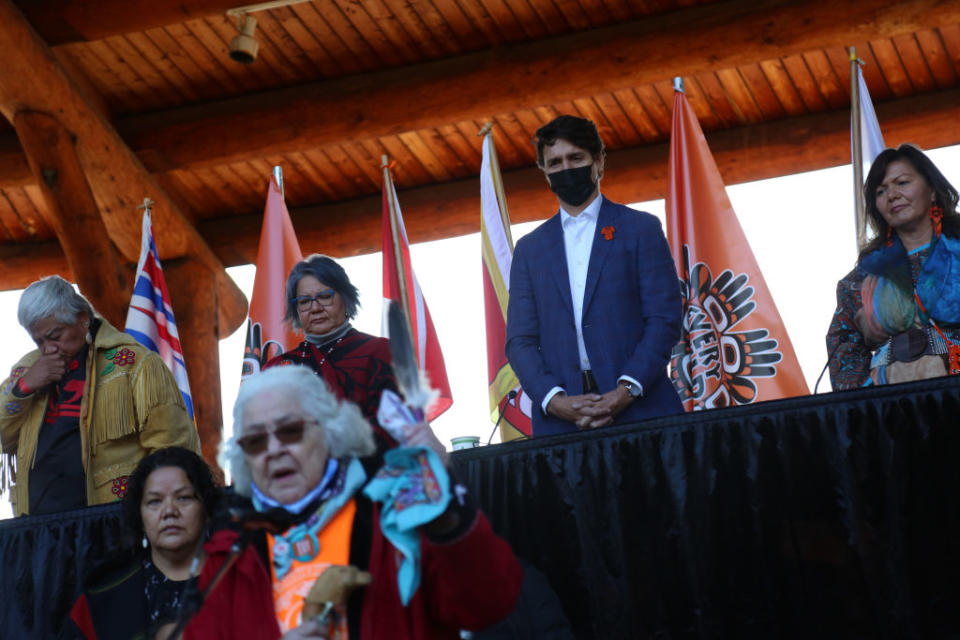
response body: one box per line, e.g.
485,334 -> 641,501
480,128 -> 532,440
242,174 -> 303,378
666,84 -> 809,410
381,157 -> 453,420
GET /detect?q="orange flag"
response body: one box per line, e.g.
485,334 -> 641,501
666,84 -> 809,410
242,175 -> 304,378
381,158 -> 453,420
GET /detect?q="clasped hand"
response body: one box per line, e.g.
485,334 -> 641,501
547,387 -> 633,430
20,352 -> 70,392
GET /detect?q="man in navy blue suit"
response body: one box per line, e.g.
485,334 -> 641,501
506,115 -> 684,436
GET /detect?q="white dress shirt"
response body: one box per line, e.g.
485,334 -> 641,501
541,194 -> 643,414
561,195 -> 602,371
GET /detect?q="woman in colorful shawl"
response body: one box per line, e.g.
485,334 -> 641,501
221,365 -> 522,640
827,144 -> 960,389
264,255 -> 399,450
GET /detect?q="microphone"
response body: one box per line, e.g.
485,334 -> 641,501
814,342 -> 843,394
487,390 -> 518,446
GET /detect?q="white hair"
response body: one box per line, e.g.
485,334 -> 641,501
220,365 -> 375,497
17,275 -> 93,331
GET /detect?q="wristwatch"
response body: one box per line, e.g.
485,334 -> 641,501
618,380 -> 641,399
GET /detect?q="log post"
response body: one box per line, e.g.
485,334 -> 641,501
12,109 -> 129,325
164,258 -> 225,476
0,0 -> 248,335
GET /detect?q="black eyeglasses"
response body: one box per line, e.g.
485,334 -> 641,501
292,289 -> 337,311
236,419 -> 313,455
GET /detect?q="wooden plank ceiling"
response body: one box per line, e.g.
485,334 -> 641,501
2,0 -> 960,288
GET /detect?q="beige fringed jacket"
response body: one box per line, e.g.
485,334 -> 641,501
0,318 -> 199,516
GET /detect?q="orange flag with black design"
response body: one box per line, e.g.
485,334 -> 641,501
665,84 -> 808,410
241,175 -> 303,379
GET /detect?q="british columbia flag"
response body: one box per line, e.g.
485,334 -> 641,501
124,210 -> 195,419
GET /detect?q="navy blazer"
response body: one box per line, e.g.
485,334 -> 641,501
505,197 -> 684,436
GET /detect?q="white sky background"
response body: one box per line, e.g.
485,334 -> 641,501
1,144 -> 959,519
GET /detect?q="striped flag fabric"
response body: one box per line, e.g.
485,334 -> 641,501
381,157 -> 453,421
480,129 -> 532,440
666,84 -> 809,411
124,209 -> 194,418
853,63 -> 886,177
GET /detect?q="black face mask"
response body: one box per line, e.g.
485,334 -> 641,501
547,165 -> 597,207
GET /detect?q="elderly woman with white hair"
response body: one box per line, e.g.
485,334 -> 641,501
0,275 -> 198,516
222,365 -> 522,640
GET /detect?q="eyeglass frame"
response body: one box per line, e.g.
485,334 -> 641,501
235,418 -> 318,456
292,288 -> 338,311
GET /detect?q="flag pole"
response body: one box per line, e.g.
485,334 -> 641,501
382,155 -> 412,326
478,123 -> 515,249
850,47 -> 867,253
137,196 -> 155,217
272,165 -> 284,198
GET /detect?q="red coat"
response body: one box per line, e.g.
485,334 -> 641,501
69,503 -> 522,639
358,506 -> 523,639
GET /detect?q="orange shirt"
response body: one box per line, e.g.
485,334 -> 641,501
268,498 -> 357,635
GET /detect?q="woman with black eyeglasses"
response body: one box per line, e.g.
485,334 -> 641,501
263,254 -> 400,451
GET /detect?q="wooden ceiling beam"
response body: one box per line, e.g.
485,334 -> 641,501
0,0 -> 956,183
3,85 -> 956,291
13,110 -> 131,327
0,0 -> 247,335
200,86 -> 960,262
94,0 -> 960,173
15,0 -> 241,45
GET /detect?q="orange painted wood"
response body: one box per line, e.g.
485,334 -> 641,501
915,29 -> 959,89
79,0 -> 957,175
715,68 -> 764,124
2,186 -> 52,239
13,110 -> 130,326
871,39 -> 914,97
17,0 -> 244,45
0,0 -> 247,333
290,3 -> 367,75
894,33 -> 937,93
799,50 -> 847,110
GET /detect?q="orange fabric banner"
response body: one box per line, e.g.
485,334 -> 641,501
242,176 -> 304,378
666,88 -> 809,410
381,162 -> 453,420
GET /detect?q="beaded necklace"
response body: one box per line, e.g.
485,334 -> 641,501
299,336 -> 346,370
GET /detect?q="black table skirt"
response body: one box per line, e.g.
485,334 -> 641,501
3,377 -> 959,639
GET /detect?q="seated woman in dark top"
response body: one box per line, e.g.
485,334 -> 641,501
827,144 -> 960,389
65,447 -> 279,640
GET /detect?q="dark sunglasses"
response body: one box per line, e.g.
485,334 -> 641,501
236,419 -> 312,455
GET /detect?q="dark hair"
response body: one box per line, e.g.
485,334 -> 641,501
122,447 -> 220,545
284,254 -> 360,329
534,115 -> 605,169
861,143 -> 960,258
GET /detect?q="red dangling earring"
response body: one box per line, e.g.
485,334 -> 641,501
930,204 -> 943,238
885,225 -> 893,247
